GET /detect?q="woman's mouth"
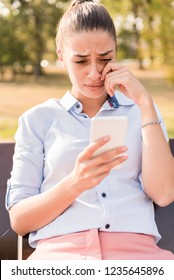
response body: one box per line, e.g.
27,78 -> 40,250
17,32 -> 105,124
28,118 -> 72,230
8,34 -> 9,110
85,83 -> 104,89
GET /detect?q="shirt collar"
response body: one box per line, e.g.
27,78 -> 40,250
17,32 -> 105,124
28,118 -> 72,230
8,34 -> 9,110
60,91 -> 120,112
114,90 -> 135,106
59,90 -> 134,112
59,91 -> 78,111
107,95 -> 119,108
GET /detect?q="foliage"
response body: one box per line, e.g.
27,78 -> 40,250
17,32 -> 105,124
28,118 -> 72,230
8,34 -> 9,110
0,0 -> 69,77
0,0 -> 174,76
0,15 -> 28,70
101,0 -> 174,71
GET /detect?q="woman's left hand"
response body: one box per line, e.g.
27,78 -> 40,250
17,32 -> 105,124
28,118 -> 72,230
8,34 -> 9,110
101,63 -> 150,107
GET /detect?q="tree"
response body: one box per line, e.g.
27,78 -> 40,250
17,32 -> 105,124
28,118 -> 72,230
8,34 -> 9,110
1,0 -> 173,75
0,14 -> 29,78
157,1 -> 174,64
101,0 -> 174,71
1,0 -> 69,77
101,0 -> 146,68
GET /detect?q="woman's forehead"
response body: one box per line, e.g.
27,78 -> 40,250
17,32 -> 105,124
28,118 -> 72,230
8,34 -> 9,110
72,49 -> 114,57
63,30 -> 116,53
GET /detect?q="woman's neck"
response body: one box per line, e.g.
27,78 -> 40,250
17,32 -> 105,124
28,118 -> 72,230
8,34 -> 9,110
71,90 -> 108,118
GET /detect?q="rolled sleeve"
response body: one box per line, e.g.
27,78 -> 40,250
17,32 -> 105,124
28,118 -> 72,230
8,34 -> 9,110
6,110 -> 45,210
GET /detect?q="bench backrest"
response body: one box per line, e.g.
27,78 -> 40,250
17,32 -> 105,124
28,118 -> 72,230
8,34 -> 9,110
0,140 -> 174,259
154,138 -> 174,253
0,143 -> 17,259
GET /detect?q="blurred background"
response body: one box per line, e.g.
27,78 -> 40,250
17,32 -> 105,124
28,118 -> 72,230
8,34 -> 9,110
0,0 -> 174,141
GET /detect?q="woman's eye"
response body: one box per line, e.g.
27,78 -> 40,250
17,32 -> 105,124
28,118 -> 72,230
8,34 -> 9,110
100,58 -> 112,63
75,58 -> 112,64
75,60 -> 87,64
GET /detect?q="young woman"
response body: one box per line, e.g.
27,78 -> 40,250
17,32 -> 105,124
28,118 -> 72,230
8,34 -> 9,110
6,0 -> 174,260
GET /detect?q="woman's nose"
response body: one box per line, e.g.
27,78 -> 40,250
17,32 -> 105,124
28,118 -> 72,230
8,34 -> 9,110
87,63 -> 102,80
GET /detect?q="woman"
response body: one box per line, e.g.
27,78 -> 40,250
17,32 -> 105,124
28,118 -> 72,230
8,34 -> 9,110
6,0 -> 174,260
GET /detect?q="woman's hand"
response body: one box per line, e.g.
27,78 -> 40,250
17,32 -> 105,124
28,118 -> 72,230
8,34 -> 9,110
70,136 -> 128,192
101,63 -> 151,107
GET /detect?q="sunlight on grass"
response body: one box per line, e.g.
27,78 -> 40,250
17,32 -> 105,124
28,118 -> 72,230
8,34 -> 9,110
0,68 -> 174,141
0,122 -> 18,139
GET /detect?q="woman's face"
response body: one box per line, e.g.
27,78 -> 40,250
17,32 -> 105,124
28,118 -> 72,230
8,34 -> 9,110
58,30 -> 116,101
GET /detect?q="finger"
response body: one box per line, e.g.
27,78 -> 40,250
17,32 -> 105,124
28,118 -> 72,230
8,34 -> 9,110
104,68 -> 130,96
105,78 -> 116,96
104,153 -> 128,170
80,146 -> 128,180
105,67 -> 128,78
101,63 -> 123,81
91,152 -> 128,177
91,145 -> 128,166
105,72 -> 131,97
105,70 -> 130,85
79,135 -> 111,161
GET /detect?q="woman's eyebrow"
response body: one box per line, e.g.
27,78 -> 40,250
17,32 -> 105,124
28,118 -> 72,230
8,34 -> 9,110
73,54 -> 89,58
73,50 -> 113,58
98,50 -> 113,56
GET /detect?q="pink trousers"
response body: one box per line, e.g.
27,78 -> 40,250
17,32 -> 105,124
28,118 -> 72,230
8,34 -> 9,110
28,229 -> 174,260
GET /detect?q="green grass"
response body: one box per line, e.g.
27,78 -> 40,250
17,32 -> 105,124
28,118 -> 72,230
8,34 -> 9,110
0,68 -> 174,141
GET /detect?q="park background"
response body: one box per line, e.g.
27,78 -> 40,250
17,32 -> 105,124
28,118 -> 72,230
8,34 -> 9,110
0,0 -> 174,141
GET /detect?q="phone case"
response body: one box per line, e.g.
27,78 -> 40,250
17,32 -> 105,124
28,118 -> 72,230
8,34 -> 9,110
90,116 -> 128,157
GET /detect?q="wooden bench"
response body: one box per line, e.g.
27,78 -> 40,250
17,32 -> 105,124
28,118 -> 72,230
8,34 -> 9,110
0,140 -> 174,259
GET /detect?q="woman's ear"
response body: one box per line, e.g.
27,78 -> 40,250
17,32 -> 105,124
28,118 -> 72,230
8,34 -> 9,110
57,49 -> 65,68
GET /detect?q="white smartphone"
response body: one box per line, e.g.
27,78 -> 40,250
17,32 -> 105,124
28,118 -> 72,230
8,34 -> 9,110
90,116 -> 128,157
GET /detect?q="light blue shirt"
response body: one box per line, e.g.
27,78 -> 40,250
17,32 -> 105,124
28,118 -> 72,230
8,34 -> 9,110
6,91 -> 167,248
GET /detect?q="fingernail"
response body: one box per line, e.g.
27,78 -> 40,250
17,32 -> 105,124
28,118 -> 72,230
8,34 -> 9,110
104,135 -> 111,141
123,154 -> 128,160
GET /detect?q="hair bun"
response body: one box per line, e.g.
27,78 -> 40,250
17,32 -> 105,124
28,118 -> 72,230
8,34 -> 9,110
71,0 -> 94,7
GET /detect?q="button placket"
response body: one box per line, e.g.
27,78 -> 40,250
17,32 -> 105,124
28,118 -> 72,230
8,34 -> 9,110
96,180 -> 115,231
102,192 -> 107,198
105,224 -> 110,229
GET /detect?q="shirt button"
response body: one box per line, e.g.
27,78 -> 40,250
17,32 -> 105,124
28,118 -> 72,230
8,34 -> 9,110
105,224 -> 110,229
102,193 -> 107,198
76,104 -> 80,109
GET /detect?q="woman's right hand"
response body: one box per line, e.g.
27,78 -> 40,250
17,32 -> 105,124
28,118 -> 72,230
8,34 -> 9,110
8,137 -> 128,236
70,136 -> 128,192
